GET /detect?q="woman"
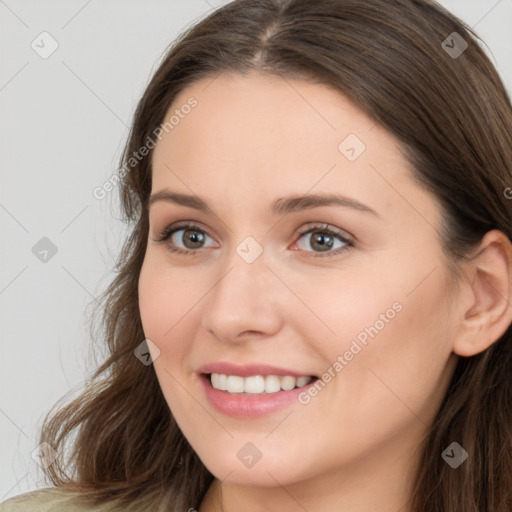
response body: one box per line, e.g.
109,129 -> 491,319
2,0 -> 511,510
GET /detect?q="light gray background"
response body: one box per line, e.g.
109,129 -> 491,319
1,0 -> 511,501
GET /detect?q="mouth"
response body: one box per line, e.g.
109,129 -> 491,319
202,372 -> 319,395
197,363 -> 320,417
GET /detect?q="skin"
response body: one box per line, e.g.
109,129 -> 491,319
138,71 -> 512,512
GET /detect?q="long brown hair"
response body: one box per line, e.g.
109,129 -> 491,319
39,0 -> 512,510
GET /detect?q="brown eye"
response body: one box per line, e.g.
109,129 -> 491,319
154,222 -> 216,255
176,228 -> 206,249
294,224 -> 353,256
306,232 -> 336,252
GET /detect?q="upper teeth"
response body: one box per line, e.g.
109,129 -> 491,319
210,373 -> 313,394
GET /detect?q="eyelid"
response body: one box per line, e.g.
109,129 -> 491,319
153,220 -> 354,257
291,223 -> 353,256
153,220 -> 215,242
152,221 -> 218,250
295,222 -> 354,243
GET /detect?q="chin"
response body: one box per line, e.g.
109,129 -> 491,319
196,443 -> 316,488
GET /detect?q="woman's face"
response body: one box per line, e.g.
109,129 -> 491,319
138,71 -> 460,489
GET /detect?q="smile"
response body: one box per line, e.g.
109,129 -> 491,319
199,370 -> 319,418
210,373 -> 314,394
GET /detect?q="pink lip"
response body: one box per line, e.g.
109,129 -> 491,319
199,375 -> 314,418
197,364 -> 318,418
198,362 -> 316,378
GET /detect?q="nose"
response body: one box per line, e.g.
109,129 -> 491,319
200,247 -> 283,343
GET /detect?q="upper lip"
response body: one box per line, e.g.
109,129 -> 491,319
199,362 -> 317,378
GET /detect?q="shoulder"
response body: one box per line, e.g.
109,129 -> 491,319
0,488 -> 106,512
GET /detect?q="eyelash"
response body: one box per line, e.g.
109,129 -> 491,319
153,221 -> 354,258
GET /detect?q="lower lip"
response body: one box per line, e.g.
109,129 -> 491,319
199,374 -> 317,418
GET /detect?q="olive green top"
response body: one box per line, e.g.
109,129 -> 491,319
0,488 -> 105,512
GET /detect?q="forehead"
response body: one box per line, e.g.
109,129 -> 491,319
153,71 -> 388,168
150,71 -> 436,225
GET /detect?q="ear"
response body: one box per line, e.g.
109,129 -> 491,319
453,229 -> 512,357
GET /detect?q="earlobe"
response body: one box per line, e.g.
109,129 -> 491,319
453,230 -> 512,357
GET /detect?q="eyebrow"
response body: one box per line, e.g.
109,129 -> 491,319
148,190 -> 379,218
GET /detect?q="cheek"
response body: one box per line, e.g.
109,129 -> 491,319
138,262 -> 167,339
138,259 -> 196,357
298,265 -> 401,361
312,257 -> 454,411
333,268 -> 454,425
138,261 -> 201,417
291,270 -> 455,472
